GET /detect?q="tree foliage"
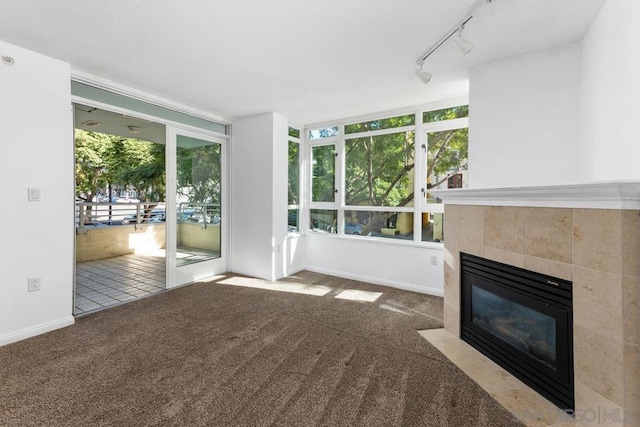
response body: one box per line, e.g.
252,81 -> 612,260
345,131 -> 415,207
343,130 -> 414,234
177,143 -> 221,204
324,107 -> 469,236
111,138 -> 165,202
75,130 -> 111,203
345,114 -> 415,134
311,145 -> 335,203
288,141 -> 299,205
423,105 -> 469,123
425,105 -> 469,190
427,127 -> 468,189
75,130 -> 165,203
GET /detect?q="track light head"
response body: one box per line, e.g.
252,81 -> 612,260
453,28 -> 474,55
414,0 -> 493,74
415,63 -> 432,84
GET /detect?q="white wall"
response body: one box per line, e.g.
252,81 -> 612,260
468,44 -> 582,188
305,235 -> 444,296
285,235 -> 305,274
0,41 -> 74,346
230,113 -> 289,281
271,113 -> 289,279
579,0 -> 640,181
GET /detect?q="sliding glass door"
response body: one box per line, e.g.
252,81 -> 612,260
166,128 -> 227,287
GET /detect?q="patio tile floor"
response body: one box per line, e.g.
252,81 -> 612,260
74,254 -> 165,315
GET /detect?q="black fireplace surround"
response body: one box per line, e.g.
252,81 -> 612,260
460,253 -> 574,412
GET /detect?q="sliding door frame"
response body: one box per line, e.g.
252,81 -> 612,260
166,126 -> 229,288
71,91 -> 231,295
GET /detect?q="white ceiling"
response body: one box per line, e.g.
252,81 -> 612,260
0,0 -> 606,125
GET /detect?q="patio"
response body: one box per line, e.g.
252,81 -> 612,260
74,248 -> 221,315
74,254 -> 165,315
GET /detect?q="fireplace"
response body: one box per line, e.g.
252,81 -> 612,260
460,253 -> 574,412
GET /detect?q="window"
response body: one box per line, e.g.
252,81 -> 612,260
309,126 -> 339,140
288,127 -> 301,232
310,209 -> 337,233
345,131 -> 415,207
425,127 -> 469,203
288,140 -> 299,206
311,145 -> 336,203
423,105 -> 469,123
288,127 -> 300,139
421,104 -> 469,242
304,103 -> 468,244
344,114 -> 415,134
344,210 -> 413,238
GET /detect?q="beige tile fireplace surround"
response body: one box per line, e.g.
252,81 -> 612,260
431,182 -> 640,427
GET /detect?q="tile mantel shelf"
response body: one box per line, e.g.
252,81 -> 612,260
430,180 -> 640,210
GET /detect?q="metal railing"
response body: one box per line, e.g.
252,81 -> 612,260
75,201 -> 220,231
75,201 -> 165,232
177,202 -> 221,229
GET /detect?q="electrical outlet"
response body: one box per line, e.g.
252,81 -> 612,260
430,255 -> 438,266
28,187 -> 41,202
28,277 -> 41,292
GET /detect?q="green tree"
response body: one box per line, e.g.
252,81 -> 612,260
345,131 -> 415,207
288,141 -> 299,205
112,138 -> 165,202
425,106 -> 469,190
427,127 -> 468,190
75,130 -> 166,224
341,107 -> 468,236
75,130 -> 113,222
176,144 -> 221,204
311,145 -> 336,203
345,130 -> 415,235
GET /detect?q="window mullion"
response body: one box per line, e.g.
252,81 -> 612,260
337,131 -> 345,234
299,136 -> 308,233
414,110 -> 424,244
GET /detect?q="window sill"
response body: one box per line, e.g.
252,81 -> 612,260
304,231 -> 444,249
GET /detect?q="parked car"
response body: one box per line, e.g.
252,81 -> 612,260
288,210 -> 298,227
185,212 -> 220,224
345,222 -> 364,235
115,196 -> 141,203
121,208 -> 165,225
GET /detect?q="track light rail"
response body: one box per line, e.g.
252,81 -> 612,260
415,0 -> 494,66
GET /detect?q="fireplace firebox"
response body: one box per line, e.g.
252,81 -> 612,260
460,253 -> 574,411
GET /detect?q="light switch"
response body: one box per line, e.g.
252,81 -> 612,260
28,188 -> 41,202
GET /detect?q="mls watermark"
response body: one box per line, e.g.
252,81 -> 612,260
513,406 -> 626,424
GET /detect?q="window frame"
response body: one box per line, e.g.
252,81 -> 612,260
287,126 -> 303,235
416,109 -> 469,244
303,98 -> 468,246
308,137 -> 339,208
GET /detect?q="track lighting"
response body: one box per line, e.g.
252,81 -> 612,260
414,0 -> 494,84
453,27 -> 474,55
415,63 -> 432,84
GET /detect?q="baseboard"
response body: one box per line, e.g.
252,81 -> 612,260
286,265 -> 306,276
229,267 -> 274,282
0,315 -> 75,347
230,266 -> 306,282
304,266 -> 444,297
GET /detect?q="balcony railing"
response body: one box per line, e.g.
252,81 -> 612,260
75,202 -> 164,232
75,201 -> 220,232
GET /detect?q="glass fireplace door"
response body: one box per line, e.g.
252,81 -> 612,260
460,253 -> 574,411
